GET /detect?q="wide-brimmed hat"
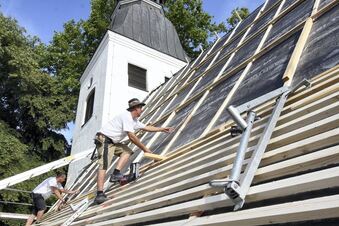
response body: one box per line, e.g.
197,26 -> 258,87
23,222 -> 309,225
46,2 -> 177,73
127,98 -> 146,111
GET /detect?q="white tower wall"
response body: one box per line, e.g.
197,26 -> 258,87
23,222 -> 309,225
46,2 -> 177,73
67,30 -> 186,186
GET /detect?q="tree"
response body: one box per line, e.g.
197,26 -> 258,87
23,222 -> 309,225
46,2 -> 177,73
227,7 -> 250,30
0,121 -> 54,226
0,12 -> 70,224
164,0 -> 226,58
0,12 -> 72,160
83,0 -> 116,56
43,0 -> 116,120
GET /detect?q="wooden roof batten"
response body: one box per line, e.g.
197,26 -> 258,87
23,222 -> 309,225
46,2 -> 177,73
35,0 -> 339,225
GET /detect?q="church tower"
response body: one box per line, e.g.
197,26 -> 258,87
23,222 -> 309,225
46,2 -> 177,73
67,0 -> 187,185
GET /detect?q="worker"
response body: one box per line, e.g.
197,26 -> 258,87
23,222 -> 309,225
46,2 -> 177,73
25,172 -> 79,226
94,98 -> 173,204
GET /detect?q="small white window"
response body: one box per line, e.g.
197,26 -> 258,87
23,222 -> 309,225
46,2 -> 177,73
128,64 -> 147,91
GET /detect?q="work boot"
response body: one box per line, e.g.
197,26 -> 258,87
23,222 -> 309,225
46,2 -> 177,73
94,193 -> 109,204
109,172 -> 124,182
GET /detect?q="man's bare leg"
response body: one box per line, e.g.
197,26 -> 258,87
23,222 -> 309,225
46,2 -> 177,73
25,214 -> 36,226
97,169 -> 106,191
115,152 -> 131,171
36,210 -> 44,221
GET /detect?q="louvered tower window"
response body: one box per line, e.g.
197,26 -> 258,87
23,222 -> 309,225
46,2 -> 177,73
128,64 -> 147,91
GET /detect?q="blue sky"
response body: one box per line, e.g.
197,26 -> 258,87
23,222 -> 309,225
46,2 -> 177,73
0,0 -> 263,143
0,0 -> 263,44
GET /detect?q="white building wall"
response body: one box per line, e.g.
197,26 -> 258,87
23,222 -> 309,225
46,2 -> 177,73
67,31 -> 186,187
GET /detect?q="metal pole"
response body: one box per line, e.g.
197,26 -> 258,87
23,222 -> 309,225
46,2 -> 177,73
229,111 -> 256,183
227,106 -> 248,130
235,91 -> 289,211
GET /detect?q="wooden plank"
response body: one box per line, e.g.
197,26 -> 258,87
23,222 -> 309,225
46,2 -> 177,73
277,91 -> 339,126
211,70 -> 339,139
283,17 -> 314,85
191,22 -> 242,93
82,166 -> 339,225
144,87 -> 339,183
47,162 -> 98,213
144,153 -> 166,161
139,0 -> 270,118
312,0 -> 339,21
261,127 -> 339,167
109,120 -> 339,207
112,96 -> 339,198
49,75 -> 338,221
186,0 -> 266,76
174,195 -> 339,226
202,63 -> 253,135
255,145 -> 339,183
162,91 -> 210,155
140,1 -> 338,132
311,0 -> 322,15
143,0 -> 307,117
144,51 -> 204,117
68,145 -> 339,225
273,100 -> 339,137
268,113 -> 339,150
75,122 -> 339,222
46,120 -> 339,224
43,69 -> 339,222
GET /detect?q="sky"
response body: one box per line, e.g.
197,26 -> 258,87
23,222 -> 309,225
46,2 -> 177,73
0,0 -> 263,143
0,0 -> 264,44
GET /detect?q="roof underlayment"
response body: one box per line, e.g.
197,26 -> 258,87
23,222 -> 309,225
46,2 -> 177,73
40,0 -> 339,225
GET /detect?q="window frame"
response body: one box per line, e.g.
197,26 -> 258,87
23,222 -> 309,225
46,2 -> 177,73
82,88 -> 95,126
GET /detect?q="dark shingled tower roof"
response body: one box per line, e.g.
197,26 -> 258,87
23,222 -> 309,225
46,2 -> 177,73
109,0 -> 188,62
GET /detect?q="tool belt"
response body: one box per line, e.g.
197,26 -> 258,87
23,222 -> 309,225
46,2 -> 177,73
95,132 -> 115,145
93,133 -> 115,160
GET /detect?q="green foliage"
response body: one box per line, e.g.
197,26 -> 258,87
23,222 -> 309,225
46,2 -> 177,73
227,7 -> 250,29
164,0 -> 226,58
44,0 -> 116,116
0,12 -> 72,160
0,12 -> 70,225
0,121 -> 27,179
0,120 -> 56,225
83,0 -> 116,55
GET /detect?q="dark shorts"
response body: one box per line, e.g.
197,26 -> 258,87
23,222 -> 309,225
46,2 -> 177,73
31,193 -> 46,215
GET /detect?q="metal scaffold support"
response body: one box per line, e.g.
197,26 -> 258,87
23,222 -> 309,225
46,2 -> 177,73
210,80 -> 311,210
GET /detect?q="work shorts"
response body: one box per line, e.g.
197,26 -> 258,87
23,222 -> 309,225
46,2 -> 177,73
31,193 -> 46,215
95,133 -> 133,170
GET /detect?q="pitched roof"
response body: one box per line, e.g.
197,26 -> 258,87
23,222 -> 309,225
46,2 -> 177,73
41,0 -> 339,225
109,0 -> 188,62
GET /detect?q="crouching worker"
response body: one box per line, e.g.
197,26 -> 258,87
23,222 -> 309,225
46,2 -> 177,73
94,98 -> 173,204
25,172 -> 79,226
